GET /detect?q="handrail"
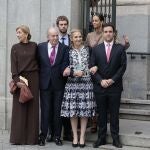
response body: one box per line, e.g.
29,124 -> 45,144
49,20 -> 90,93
127,52 -> 150,59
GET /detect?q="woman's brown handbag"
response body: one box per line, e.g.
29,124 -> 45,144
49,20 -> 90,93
19,85 -> 33,103
9,80 -> 17,94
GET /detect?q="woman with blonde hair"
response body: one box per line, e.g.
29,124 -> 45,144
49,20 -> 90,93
10,25 -> 39,145
61,29 -> 96,148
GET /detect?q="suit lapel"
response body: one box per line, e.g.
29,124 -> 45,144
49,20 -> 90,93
109,43 -> 116,63
43,42 -> 51,66
101,43 -> 107,63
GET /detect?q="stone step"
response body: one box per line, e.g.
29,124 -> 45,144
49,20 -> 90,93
86,119 -> 150,148
119,108 -> 150,121
121,98 -> 150,110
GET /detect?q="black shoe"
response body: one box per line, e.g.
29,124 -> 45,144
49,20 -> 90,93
93,138 -> 106,148
63,134 -> 73,141
113,139 -> 122,148
79,143 -> 86,148
38,136 -> 45,146
72,143 -> 78,147
46,134 -> 53,142
55,138 -> 63,146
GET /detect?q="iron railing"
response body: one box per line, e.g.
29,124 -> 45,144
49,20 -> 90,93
127,52 -> 150,59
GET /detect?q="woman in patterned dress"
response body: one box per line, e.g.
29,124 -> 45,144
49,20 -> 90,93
61,29 -> 96,148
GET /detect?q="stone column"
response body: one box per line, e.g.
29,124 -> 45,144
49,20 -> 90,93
6,0 -> 41,129
40,0 -> 82,41
0,0 -> 7,129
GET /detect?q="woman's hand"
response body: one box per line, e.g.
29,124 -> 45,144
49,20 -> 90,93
16,82 -> 25,88
89,66 -> 98,74
74,71 -> 84,77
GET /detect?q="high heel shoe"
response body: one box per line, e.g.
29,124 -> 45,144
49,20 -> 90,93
79,143 -> 86,148
72,143 -> 78,147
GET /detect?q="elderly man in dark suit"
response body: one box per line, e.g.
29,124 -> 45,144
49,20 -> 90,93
37,27 -> 69,146
46,16 -> 72,143
91,23 -> 127,148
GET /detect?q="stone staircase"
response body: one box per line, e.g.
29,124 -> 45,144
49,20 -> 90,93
86,98 -> 150,148
120,98 -> 150,121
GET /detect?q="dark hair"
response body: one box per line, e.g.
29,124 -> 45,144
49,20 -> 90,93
102,22 -> 116,32
56,16 -> 69,26
93,13 -> 104,22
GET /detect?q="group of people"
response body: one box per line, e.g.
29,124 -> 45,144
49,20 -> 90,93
10,15 -> 129,148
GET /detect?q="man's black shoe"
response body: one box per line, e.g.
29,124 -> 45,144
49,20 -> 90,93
93,138 -> 106,148
113,139 -> 122,148
38,135 -> 45,146
46,134 -> 53,142
55,138 -> 63,146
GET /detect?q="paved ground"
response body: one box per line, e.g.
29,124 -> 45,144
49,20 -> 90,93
0,132 -> 149,150
0,141 -> 150,150
0,119 -> 150,150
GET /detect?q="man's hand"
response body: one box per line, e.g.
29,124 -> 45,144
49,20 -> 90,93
89,66 -> 98,75
63,67 -> 70,77
100,80 -> 109,88
123,35 -> 129,45
74,71 -> 84,77
106,79 -> 115,86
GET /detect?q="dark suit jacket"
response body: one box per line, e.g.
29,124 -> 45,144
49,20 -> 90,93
37,42 -> 69,90
90,42 -> 127,93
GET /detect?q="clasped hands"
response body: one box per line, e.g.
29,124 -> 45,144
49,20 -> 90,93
100,79 -> 114,88
63,66 -> 98,77
63,67 -> 84,77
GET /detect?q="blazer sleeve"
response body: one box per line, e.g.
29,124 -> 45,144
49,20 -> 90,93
90,47 -> 103,84
112,48 -> 127,82
61,46 -> 69,74
11,45 -> 20,83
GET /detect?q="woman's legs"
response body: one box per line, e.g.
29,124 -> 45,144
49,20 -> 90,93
70,117 -> 78,144
80,117 -> 88,144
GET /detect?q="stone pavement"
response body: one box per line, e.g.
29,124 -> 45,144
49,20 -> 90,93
0,131 -> 149,150
0,119 -> 150,150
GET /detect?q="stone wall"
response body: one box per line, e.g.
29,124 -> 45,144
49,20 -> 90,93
116,0 -> 150,99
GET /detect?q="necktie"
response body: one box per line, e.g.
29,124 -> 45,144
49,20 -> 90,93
50,46 -> 56,65
106,43 -> 111,62
61,37 -> 65,45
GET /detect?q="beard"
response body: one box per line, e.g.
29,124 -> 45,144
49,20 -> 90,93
59,29 -> 67,34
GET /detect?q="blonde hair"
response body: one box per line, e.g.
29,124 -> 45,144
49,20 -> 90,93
70,29 -> 83,47
16,25 -> 31,40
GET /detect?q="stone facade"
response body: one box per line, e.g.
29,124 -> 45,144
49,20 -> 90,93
0,0 -> 149,129
116,0 -> 150,99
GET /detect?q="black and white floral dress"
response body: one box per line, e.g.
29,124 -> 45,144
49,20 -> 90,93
61,46 -> 96,117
